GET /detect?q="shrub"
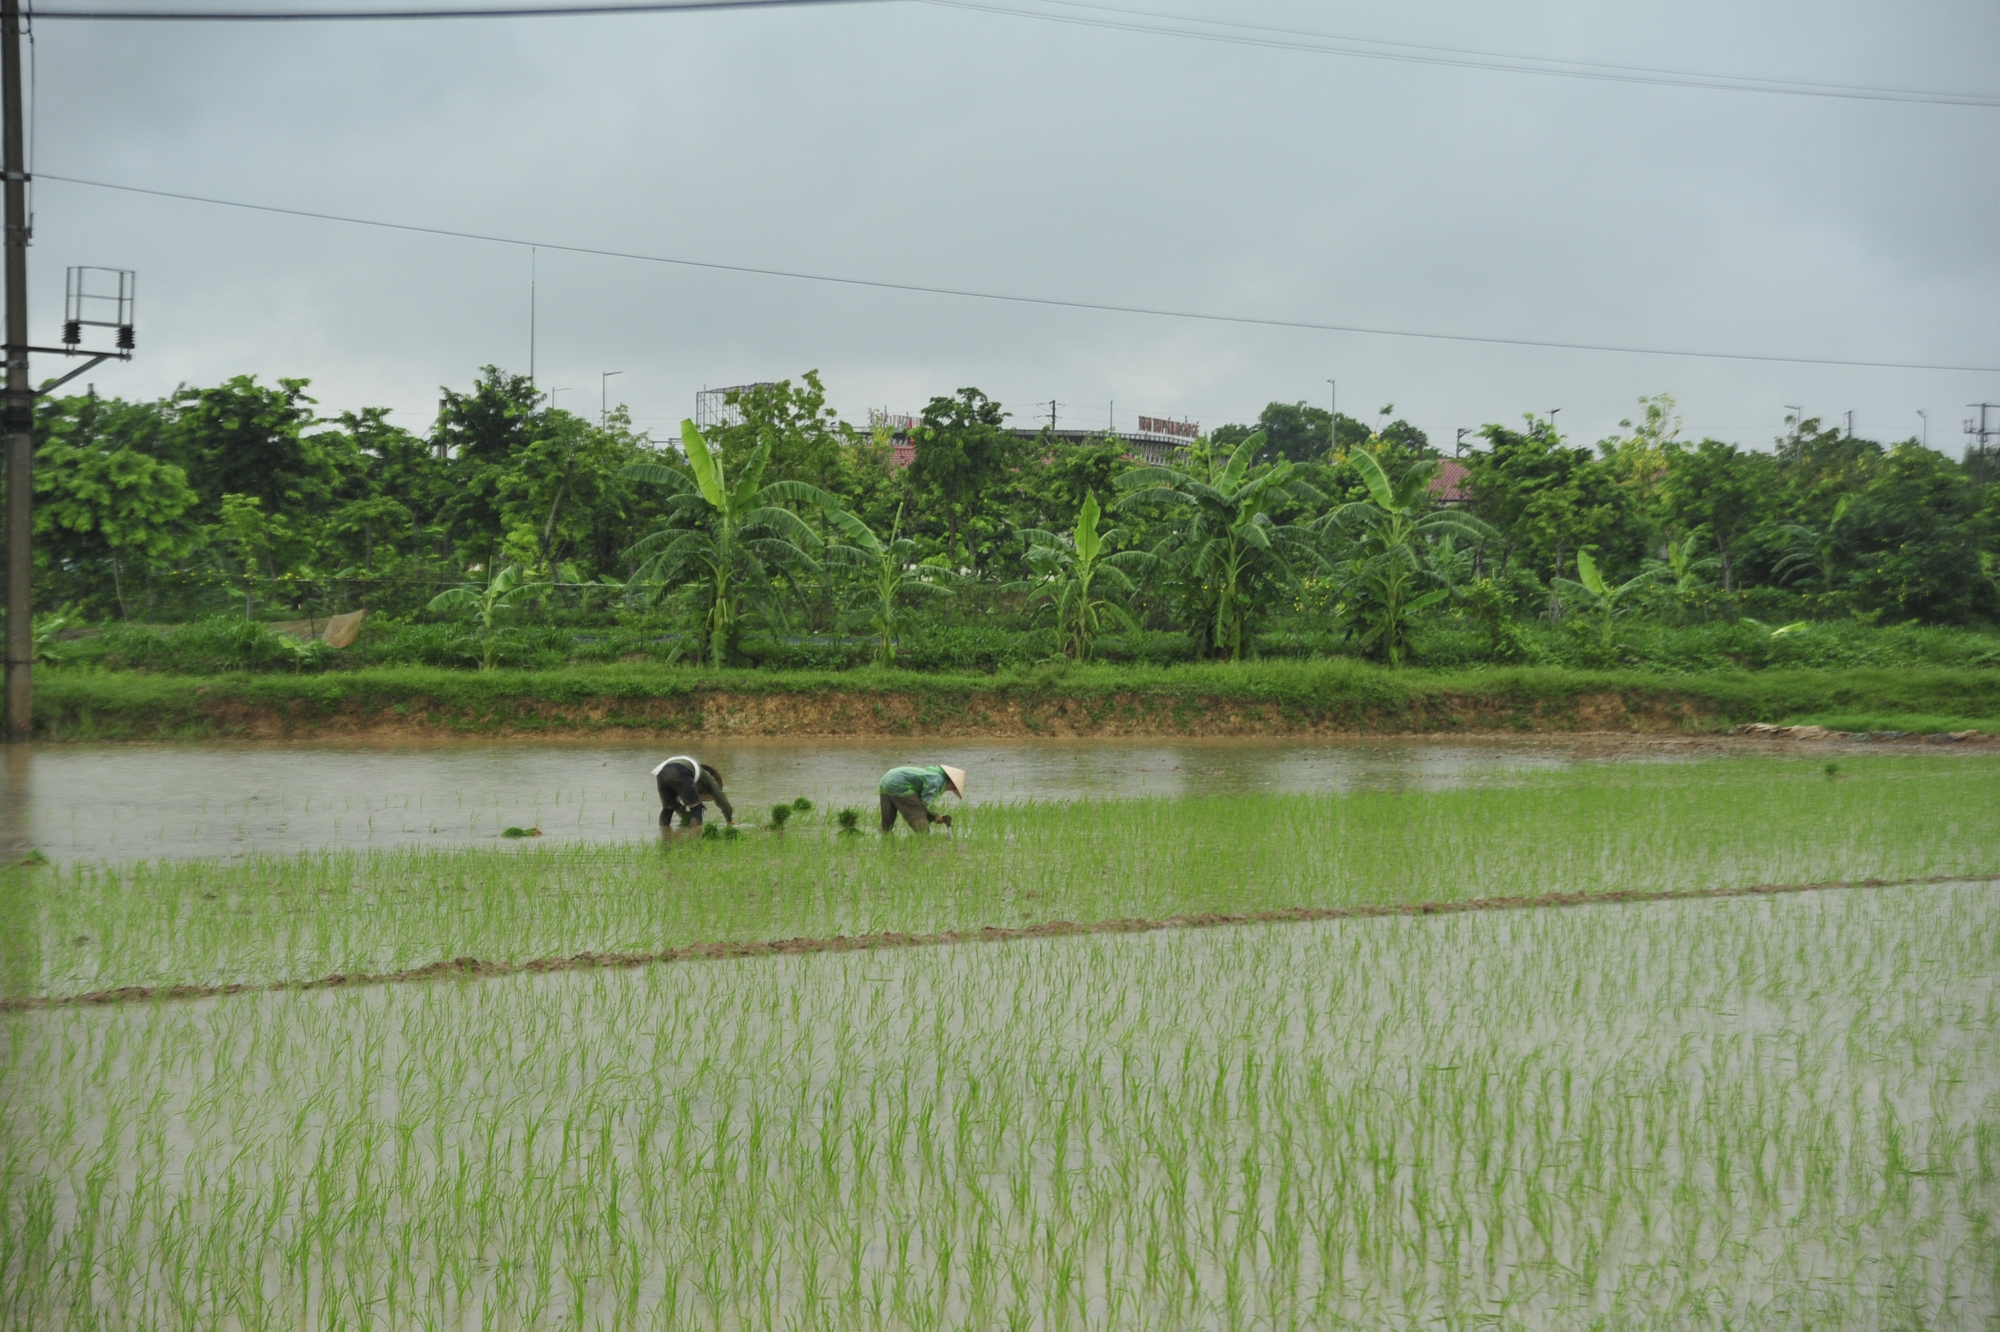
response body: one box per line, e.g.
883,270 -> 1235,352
87,617 -> 306,674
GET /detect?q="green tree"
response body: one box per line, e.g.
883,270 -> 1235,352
1232,400 -> 1374,465
1468,416 -> 1634,591
711,371 -> 855,492
1840,443 -> 1991,623
1114,433 -> 1325,660
163,376 -> 349,526
1658,439 -> 1773,594
909,388 -> 1016,566
331,406 -> 447,570
435,367 -> 544,560
32,392 -> 196,618
1597,393 -> 1681,514
1013,433 -> 1131,534
214,494 -> 303,619
622,421 -> 837,665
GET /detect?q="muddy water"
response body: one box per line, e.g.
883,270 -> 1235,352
1,735 -> 1634,864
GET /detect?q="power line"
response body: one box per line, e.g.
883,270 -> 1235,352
37,172 -> 2000,374
925,0 -> 2000,108
25,0 -> 2000,114
31,0 -> 880,18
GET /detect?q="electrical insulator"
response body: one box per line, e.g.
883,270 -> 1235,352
61,319 -> 80,345
116,325 -> 135,351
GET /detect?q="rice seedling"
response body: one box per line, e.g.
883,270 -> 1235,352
3,755 -> 1995,1002
3,880 -> 1994,1328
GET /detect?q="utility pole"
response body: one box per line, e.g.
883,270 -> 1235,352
1845,409 -> 1854,439
1325,378 -> 1336,456
1917,409 -> 1928,449
1045,399 -> 1057,431
3,0 -> 29,743
1455,427 -> 1470,457
1968,404 -> 1999,485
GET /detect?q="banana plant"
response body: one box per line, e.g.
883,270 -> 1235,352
622,420 -> 840,667
1113,432 -> 1324,661
1320,451 -> 1496,667
1553,548 -> 1659,649
425,563 -> 548,670
1004,493 -> 1152,662
1773,494 -> 1851,594
811,501 -> 954,667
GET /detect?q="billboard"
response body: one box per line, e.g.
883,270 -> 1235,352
1135,415 -> 1199,441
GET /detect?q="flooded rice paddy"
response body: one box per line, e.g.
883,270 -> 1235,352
5,740 -> 1995,1326
6,880 -> 1996,1328
0,734 -> 1618,864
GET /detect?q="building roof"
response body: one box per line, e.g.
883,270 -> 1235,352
1428,458 -> 1472,504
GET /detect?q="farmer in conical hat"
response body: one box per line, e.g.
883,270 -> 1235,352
653,755 -> 734,828
877,764 -> 966,833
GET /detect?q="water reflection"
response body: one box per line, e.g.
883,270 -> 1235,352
0,743 -> 29,861
3,735 -> 1611,864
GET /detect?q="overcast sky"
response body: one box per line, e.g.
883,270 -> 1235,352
24,0 -> 2000,452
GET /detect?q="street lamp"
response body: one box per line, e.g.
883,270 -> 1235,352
602,370 -> 623,428
1917,409 -> 1928,448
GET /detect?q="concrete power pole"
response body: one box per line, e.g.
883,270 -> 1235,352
1969,404 -> 1999,485
3,0 -> 29,742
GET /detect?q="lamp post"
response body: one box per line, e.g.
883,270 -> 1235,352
1917,409 -> 1928,448
601,370 -> 622,429
1325,378 -> 1336,457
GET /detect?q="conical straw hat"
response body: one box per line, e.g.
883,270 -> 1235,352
940,765 -> 967,798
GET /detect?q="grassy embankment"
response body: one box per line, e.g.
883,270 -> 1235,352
7,754 -> 1995,1002
6,868 -> 1996,1324
28,658 -> 2000,740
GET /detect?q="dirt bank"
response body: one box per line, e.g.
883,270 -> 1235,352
33,663 -> 1998,743
66,685 -> 1724,741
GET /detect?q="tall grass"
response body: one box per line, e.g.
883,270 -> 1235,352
6,754 -> 1997,1000
3,880 -> 1995,1328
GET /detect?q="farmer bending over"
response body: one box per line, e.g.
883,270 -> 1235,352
654,755 -> 734,828
878,764 -> 966,833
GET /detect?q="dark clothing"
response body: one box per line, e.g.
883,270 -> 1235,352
656,759 -> 733,827
880,792 -> 933,833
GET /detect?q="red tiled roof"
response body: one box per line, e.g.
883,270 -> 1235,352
1428,458 -> 1471,503
891,443 -> 916,469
